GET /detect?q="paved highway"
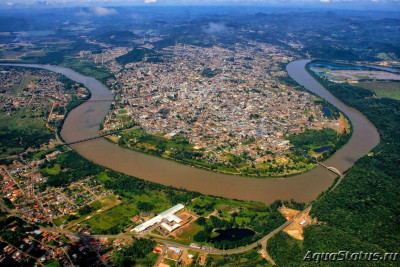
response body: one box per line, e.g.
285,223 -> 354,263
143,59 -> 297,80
41,205 -> 312,259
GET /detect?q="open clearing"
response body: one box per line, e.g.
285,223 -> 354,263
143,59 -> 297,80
329,70 -> 400,81
358,81 -> 400,100
279,207 -> 314,241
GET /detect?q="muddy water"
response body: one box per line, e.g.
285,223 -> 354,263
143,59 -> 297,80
1,60 -> 379,204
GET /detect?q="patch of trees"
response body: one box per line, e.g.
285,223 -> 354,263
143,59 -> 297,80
137,201 -> 154,212
116,48 -> 162,66
22,38 -> 102,65
170,148 -> 203,161
0,129 -> 53,157
193,202 -> 286,250
288,128 -> 351,161
43,151 -> 103,187
102,169 -> 200,205
201,68 -> 221,78
268,62 -> 400,265
268,232 -> 306,266
111,238 -> 156,267
194,230 -> 209,242
94,30 -> 138,46
195,216 -> 206,226
205,250 -> 268,267
78,205 -> 94,216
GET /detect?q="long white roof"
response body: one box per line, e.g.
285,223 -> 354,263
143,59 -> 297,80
160,204 -> 184,217
132,204 -> 184,232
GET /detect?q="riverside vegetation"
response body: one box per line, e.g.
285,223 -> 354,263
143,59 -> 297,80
267,63 -> 400,266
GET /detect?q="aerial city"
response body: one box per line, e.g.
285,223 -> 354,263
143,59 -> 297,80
0,0 -> 399,266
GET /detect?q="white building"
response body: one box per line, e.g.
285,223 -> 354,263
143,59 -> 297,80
132,204 -> 184,233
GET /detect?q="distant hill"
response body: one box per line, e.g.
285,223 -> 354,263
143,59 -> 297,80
94,30 -> 138,46
116,48 -> 163,66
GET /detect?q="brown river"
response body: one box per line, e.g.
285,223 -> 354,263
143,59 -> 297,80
2,60 -> 380,203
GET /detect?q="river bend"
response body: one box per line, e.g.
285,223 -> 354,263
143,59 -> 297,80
1,60 -> 379,203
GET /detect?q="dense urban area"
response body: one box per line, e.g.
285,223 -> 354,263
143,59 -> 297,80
0,4 -> 399,267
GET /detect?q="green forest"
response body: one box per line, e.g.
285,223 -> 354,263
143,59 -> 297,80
287,128 -> 351,160
267,63 -> 400,266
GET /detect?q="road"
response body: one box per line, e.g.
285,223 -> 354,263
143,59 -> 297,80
0,165 -> 25,197
0,164 -> 314,264
153,246 -> 167,267
40,205 -> 312,257
261,239 -> 277,265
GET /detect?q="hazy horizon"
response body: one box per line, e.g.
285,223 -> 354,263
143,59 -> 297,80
2,0 -> 400,11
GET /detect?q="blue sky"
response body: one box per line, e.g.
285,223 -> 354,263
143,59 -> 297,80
2,0 -> 400,10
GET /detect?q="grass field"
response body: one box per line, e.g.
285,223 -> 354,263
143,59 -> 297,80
63,59 -> 113,84
117,109 -> 128,114
83,201 -> 138,234
44,164 -> 61,175
358,81 -> 400,100
54,194 -> 120,227
0,104 -> 53,158
96,172 -> 111,183
174,223 -> 204,243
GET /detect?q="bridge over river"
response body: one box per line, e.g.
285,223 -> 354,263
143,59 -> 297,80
0,61 -> 379,204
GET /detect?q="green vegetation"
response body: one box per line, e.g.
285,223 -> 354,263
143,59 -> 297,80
268,62 -> 400,266
77,205 -> 95,216
0,211 -> 45,266
268,232 -> 304,266
43,163 -> 61,175
0,67 -> 90,160
94,30 -> 138,46
116,48 -> 162,66
39,150 -> 288,249
137,201 -> 154,212
40,151 -> 103,187
110,238 -> 157,266
53,194 -> 119,227
43,259 -> 61,267
310,66 -> 400,251
205,249 -> 272,267
117,128 -> 317,177
118,128 -> 205,164
63,59 -> 113,84
32,147 -> 58,160
185,196 -> 288,249
1,39 -> 112,84
201,67 -> 222,78
83,202 -> 138,234
0,104 -> 52,158
312,97 -> 340,119
175,223 -> 204,243
358,80 -> 400,100
287,128 -> 350,160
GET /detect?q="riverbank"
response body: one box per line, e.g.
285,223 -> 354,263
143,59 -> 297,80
0,60 -> 379,204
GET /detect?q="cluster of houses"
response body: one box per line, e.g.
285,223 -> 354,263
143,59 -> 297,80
105,42 -> 333,166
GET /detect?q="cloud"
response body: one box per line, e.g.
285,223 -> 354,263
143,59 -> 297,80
144,0 -> 157,3
91,7 -> 118,16
203,22 -> 228,34
6,2 -> 14,5
76,7 -> 118,17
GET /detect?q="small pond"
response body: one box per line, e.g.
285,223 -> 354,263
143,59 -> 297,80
211,228 -> 255,243
322,107 -> 332,118
314,145 -> 333,153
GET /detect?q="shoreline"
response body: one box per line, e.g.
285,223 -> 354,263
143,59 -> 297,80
0,60 -> 379,204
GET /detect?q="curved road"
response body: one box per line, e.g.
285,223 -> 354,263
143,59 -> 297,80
42,205 -> 312,257
0,60 -> 382,264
